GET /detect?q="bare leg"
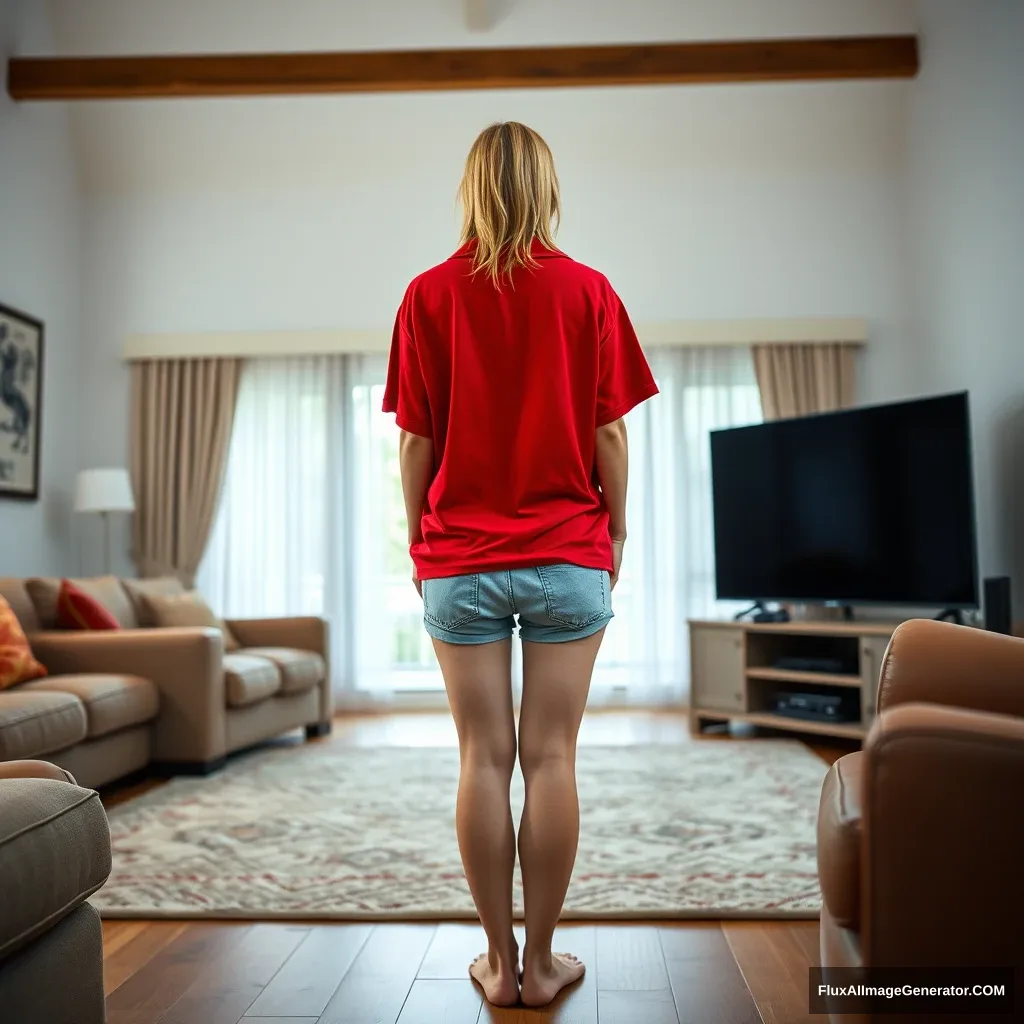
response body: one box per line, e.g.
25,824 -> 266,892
517,629 -> 605,1007
432,637 -> 520,1007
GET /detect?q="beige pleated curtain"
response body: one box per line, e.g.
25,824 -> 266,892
129,359 -> 242,585
752,342 -> 858,420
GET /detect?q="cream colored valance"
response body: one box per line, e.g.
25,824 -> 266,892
123,317 -> 868,361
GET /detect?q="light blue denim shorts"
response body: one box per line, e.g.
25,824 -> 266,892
422,564 -> 613,645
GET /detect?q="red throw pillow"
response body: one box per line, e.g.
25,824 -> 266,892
0,595 -> 47,690
56,579 -> 120,631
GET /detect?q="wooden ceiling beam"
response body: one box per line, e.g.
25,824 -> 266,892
6,36 -> 918,101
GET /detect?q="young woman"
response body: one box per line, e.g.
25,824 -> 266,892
383,121 -> 657,1008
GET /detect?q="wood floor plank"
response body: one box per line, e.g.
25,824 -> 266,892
788,922 -> 820,967
105,924 -> 251,1024
245,924 -> 372,1017
104,922 -> 191,996
774,925 -> 817,995
598,989 -> 678,1024
723,922 -> 814,1024
595,925 -> 671,992
660,926 -> 759,1024
318,924 -> 436,1024
657,923 -> 730,961
478,1007 -> 544,1024
396,979 -> 484,1023
419,924 -> 490,979
156,923 -> 309,1024
102,921 -> 147,958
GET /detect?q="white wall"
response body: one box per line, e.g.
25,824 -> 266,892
43,0 -> 917,573
0,0 -> 82,576
8,0 -> 1018,610
905,0 -> 1024,614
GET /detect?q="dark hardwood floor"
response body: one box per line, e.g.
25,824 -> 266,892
99,711 -> 848,1023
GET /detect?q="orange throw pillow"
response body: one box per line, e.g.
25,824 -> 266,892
0,594 -> 47,690
56,579 -> 121,631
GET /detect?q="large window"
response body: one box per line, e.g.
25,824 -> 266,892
199,347 -> 762,704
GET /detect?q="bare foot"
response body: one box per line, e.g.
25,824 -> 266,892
520,952 -> 585,1007
469,949 -> 520,1007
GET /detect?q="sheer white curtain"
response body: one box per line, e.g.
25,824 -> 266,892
200,347 -> 761,706
199,354 -> 441,706
591,346 -> 763,704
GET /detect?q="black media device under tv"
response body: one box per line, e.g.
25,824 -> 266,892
710,392 -> 979,609
773,691 -> 860,724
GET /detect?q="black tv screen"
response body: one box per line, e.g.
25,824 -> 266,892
710,392 -> 978,608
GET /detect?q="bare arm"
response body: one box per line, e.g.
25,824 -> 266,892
595,417 -> 628,586
399,428 -> 434,550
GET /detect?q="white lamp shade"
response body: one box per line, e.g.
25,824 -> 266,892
75,468 -> 136,514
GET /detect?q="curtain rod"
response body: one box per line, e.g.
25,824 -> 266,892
123,318 -> 868,360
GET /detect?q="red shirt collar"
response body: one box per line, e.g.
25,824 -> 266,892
451,238 -> 567,260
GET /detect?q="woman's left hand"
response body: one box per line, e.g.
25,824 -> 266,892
412,566 -> 422,597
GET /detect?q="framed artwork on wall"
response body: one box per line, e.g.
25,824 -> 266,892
0,302 -> 44,501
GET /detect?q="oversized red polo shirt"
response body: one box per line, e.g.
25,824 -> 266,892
383,240 -> 658,580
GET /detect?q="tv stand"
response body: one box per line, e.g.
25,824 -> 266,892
934,608 -> 965,624
689,618 -> 901,741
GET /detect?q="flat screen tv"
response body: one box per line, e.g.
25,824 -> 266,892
710,392 -> 978,609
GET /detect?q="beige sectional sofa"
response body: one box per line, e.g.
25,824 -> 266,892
0,576 -> 332,788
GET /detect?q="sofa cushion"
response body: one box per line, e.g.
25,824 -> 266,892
143,590 -> 241,652
56,579 -> 121,631
0,690 -> 88,760
0,595 -> 48,691
18,675 -> 158,739
240,647 -> 326,695
0,578 -> 41,633
26,576 -> 139,630
0,776 -> 111,960
120,575 -> 186,626
223,653 -> 281,707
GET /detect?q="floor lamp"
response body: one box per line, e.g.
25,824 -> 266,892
74,469 -> 136,574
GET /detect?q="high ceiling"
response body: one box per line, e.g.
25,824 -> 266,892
43,0 -> 914,56
32,0 -> 916,193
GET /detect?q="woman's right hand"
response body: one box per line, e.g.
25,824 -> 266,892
610,536 -> 625,590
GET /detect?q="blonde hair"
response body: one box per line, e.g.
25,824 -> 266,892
458,122 -> 561,285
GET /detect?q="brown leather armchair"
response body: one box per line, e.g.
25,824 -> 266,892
817,619 -> 1024,1021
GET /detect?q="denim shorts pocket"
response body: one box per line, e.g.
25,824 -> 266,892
536,564 -> 609,629
422,574 -> 481,631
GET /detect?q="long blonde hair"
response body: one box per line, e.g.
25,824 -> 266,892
458,122 -> 561,285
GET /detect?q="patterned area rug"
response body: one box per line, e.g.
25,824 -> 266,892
93,741 -> 826,920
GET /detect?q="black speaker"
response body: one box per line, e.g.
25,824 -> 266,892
984,576 -> 1012,634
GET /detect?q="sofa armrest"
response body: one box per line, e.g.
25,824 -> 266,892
0,776 -> 111,962
878,619 -> 1024,717
861,701 -> 1024,966
817,750 -> 863,931
226,616 -> 327,656
29,628 -> 226,764
0,759 -> 76,784
227,616 -> 332,724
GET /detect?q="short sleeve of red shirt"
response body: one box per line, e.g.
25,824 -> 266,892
382,300 -> 432,438
596,289 -> 659,426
